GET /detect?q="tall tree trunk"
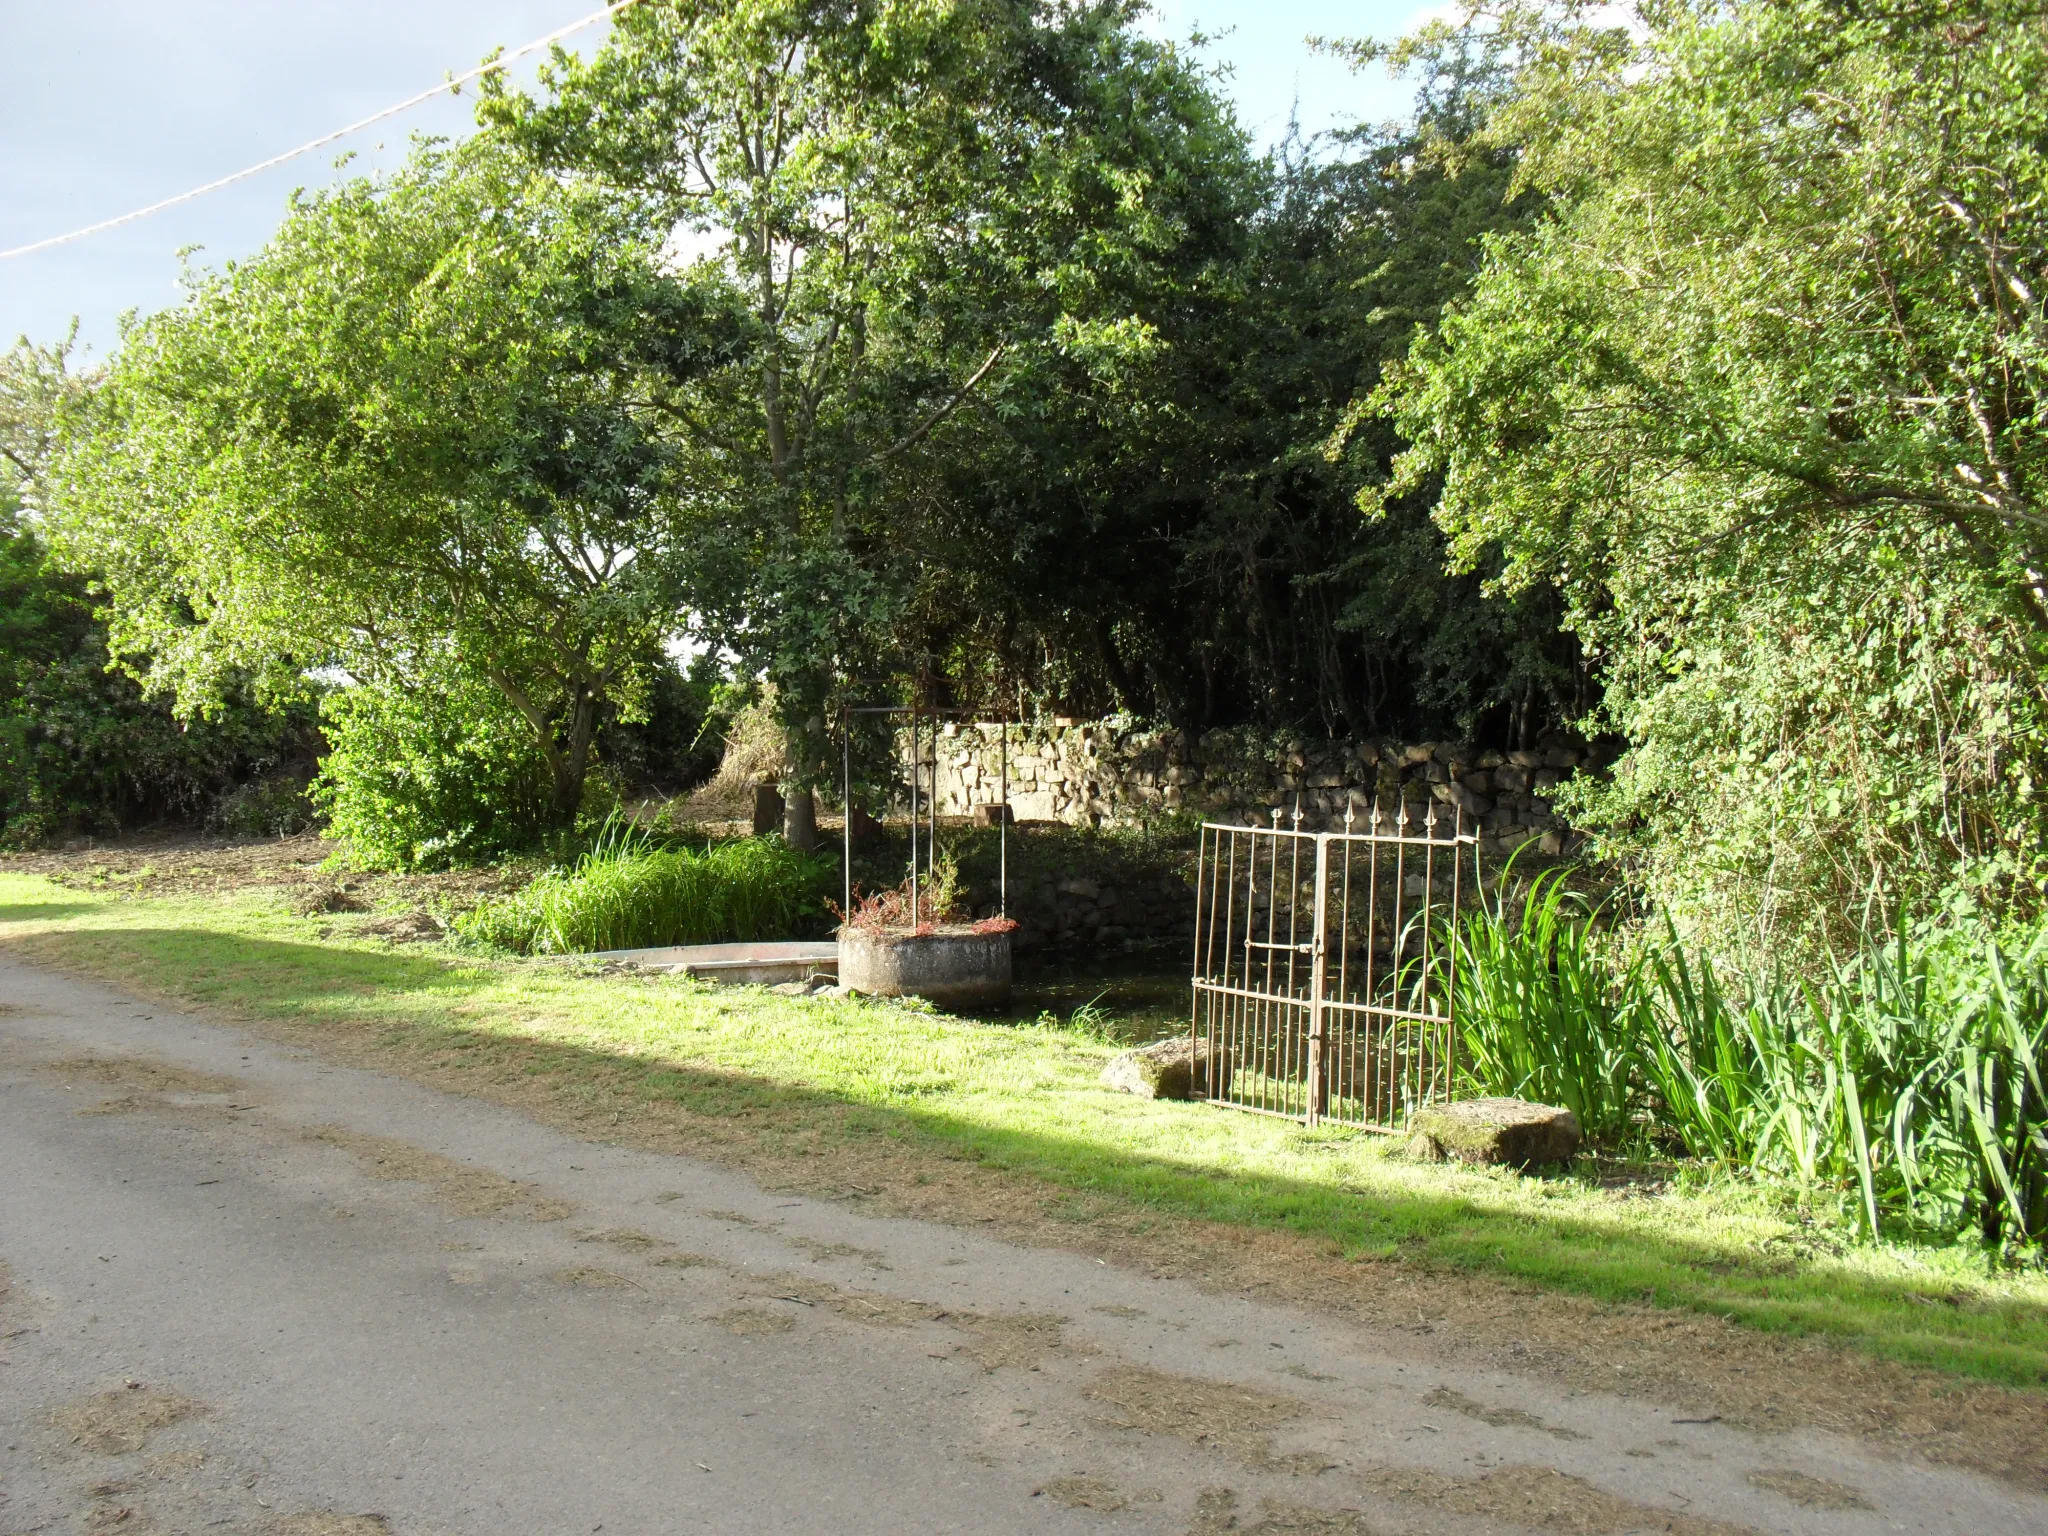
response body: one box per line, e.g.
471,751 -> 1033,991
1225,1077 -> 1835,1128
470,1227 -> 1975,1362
782,783 -> 818,851
491,668 -> 595,828
552,690 -> 598,823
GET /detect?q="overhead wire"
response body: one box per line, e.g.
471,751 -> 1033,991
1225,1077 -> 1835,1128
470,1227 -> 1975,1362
0,0 -> 645,261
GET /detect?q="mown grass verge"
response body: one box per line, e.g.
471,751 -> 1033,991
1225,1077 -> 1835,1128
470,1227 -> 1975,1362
3,870 -> 2045,1391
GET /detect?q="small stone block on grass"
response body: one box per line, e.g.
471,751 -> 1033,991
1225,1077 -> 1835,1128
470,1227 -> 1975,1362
1102,1036 -> 1232,1101
1406,1097 -> 1581,1167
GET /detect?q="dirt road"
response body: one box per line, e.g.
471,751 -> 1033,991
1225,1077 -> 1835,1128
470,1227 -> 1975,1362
0,956 -> 2037,1535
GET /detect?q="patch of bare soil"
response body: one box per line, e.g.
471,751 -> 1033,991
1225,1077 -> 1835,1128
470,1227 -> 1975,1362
1357,1464 -> 1758,1536
1037,1475 -> 1161,1512
1421,1385 -> 1587,1441
945,1310 -> 1069,1372
713,1304 -> 796,1336
46,1055 -> 246,1099
51,1385 -> 206,1455
299,1126 -> 574,1222
143,1448 -> 207,1479
556,1266 -> 641,1291
0,829 -> 518,916
649,1250 -> 715,1269
1187,1489 -> 1376,1536
705,1266 -> 1068,1372
1744,1468 -> 1873,1510
1085,1365 -> 1322,1473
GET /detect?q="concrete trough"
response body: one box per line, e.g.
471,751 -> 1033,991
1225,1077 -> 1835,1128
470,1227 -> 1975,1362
837,926 -> 1012,1009
585,939 -> 837,987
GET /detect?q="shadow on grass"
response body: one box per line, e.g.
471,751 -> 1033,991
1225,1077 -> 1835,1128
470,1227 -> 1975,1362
14,921 -> 2048,1390
0,901 -> 106,924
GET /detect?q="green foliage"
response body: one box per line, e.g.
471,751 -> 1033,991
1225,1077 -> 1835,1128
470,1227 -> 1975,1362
487,0 -> 1403,763
1452,873 -> 1641,1142
0,519 -> 315,843
1369,0 -> 2048,955
1455,890 -> 2048,1249
2,336 -> 312,844
311,677 -> 558,870
905,34 -> 1579,740
457,827 -> 827,955
53,137 -> 731,824
594,648 -> 731,796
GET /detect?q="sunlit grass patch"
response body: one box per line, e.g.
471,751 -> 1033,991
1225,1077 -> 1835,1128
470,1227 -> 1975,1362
2,869 -> 2045,1389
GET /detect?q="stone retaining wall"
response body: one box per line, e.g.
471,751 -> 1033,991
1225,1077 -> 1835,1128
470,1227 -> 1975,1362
909,721 -> 1588,862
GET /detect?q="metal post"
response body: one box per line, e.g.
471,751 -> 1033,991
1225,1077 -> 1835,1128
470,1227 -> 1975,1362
909,704 -> 919,925
1446,808 -> 1466,1097
999,705 -> 1009,918
841,704 -> 852,922
1306,832 -> 1330,1126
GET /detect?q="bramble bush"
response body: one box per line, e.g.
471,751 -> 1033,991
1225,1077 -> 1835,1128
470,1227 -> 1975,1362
311,677 -> 564,871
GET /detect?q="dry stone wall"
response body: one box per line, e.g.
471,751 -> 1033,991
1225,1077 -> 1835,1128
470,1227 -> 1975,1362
910,720 -> 1588,862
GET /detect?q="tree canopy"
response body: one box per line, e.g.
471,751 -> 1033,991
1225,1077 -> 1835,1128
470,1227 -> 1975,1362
56,140 -> 734,820
1369,0 -> 2048,950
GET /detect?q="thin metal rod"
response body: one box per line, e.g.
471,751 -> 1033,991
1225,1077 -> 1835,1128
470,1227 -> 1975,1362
1189,824 -> 1207,1059
1307,832 -> 1330,1125
842,703 -> 853,922
909,704 -> 919,924
999,702 -> 1009,918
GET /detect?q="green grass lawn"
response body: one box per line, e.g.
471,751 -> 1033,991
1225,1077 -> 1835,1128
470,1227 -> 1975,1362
5,869 -> 2046,1390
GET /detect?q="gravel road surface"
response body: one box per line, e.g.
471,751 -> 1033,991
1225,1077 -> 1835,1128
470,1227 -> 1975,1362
1,956 -> 2038,1534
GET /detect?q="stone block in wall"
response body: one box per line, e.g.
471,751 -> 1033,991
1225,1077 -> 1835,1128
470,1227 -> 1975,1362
1437,782 -> 1492,818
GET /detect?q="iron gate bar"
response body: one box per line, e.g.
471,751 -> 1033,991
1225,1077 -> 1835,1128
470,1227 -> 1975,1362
838,699 -> 1014,922
1189,803 -> 1479,1131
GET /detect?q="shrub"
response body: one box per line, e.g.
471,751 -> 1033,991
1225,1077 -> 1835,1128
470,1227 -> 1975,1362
457,827 -> 826,955
0,518 -> 316,844
206,773 -> 317,838
312,677 -> 558,869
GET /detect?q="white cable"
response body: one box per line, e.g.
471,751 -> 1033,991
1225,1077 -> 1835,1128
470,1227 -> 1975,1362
0,0 -> 644,261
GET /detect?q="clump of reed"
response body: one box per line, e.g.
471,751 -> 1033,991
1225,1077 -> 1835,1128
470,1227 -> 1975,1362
1453,872 -> 2048,1249
457,818 -> 826,956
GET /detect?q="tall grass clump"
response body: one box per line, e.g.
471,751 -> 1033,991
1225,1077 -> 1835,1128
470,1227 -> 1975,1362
1454,880 -> 2048,1250
457,820 -> 826,956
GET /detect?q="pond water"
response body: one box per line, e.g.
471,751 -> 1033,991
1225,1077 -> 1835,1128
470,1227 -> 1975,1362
966,943 -> 1189,1046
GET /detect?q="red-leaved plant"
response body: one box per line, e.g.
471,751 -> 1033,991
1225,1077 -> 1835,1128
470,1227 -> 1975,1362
832,850 -> 1015,937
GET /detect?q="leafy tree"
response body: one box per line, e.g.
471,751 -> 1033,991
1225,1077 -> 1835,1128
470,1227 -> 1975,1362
54,140 -> 741,841
2,333 -> 311,843
1368,0 -> 2048,955
897,32 -> 1577,742
482,0 -> 1268,823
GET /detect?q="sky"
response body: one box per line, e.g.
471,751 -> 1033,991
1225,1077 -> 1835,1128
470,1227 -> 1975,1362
0,1 -> 1434,359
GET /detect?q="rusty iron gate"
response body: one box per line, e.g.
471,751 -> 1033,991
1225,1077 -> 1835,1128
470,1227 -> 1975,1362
1190,805 -> 1478,1129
